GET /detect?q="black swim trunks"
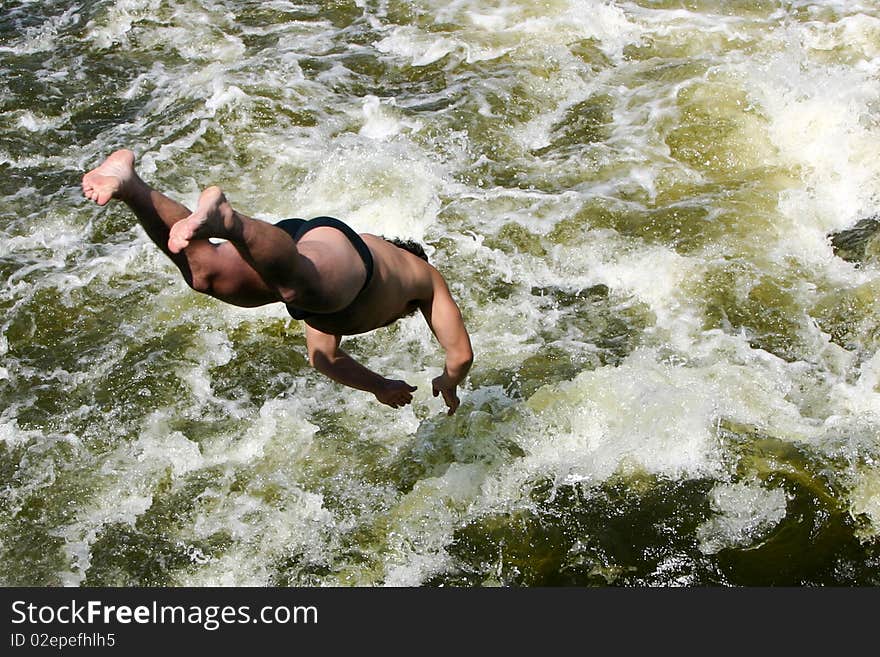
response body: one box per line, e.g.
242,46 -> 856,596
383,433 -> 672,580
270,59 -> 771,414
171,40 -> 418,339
274,216 -> 374,320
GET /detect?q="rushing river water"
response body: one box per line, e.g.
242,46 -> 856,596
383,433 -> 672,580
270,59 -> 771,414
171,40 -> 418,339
2,0 -> 880,586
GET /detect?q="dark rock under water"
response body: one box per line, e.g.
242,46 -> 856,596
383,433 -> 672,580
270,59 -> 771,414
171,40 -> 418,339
829,215 -> 880,263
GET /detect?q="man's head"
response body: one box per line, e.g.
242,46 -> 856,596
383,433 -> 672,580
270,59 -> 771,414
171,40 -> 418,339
384,237 -> 429,263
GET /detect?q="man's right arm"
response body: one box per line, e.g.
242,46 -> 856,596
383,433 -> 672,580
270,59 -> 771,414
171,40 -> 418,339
305,325 -> 417,409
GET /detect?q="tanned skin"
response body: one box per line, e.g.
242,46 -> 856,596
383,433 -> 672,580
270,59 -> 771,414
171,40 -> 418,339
82,150 -> 473,414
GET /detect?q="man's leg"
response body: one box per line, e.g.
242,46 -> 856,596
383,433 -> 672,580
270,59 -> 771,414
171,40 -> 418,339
167,185 -> 317,306
168,187 -> 367,312
82,150 -> 279,307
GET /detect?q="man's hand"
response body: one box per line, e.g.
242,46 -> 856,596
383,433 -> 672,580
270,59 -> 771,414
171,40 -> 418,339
417,267 -> 472,417
375,379 -> 417,409
432,373 -> 461,415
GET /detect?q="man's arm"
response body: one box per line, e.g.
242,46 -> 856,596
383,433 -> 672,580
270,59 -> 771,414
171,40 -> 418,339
305,325 -> 417,409
419,267 -> 474,415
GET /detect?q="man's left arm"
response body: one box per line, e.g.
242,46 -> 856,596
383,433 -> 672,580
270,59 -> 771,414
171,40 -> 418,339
419,267 -> 474,415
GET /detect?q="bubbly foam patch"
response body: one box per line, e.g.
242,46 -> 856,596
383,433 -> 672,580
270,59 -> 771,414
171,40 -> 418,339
746,41 -> 880,237
696,481 -> 788,555
293,134 -> 444,241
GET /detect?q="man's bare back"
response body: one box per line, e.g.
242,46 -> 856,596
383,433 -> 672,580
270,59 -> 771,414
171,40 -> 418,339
82,150 -> 473,414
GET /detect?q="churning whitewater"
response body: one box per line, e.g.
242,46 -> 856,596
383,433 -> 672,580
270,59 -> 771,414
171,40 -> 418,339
1,0 -> 879,585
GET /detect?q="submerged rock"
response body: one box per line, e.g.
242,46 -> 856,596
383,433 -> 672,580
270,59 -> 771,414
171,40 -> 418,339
829,215 -> 880,263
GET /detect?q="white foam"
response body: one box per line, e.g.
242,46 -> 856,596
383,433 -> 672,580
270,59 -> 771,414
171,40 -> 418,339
181,487 -> 332,586
803,13 -> 880,60
744,38 -> 880,236
0,417 -> 42,451
292,134 -> 444,241
383,462 -> 485,586
850,464 -> 880,539
175,329 -> 234,408
696,481 -> 788,555
206,396 -> 318,466
16,111 -> 60,133
399,0 -> 641,60
55,492 -> 154,586
516,346 -> 824,486
359,95 -> 420,140
375,25 -> 512,67
511,0 -> 640,61
828,350 -> 880,421
84,0 -> 161,50
1,4 -> 81,54
136,414 -> 204,477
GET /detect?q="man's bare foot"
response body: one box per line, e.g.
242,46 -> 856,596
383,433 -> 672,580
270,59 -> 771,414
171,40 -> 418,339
82,149 -> 137,206
168,186 -> 237,254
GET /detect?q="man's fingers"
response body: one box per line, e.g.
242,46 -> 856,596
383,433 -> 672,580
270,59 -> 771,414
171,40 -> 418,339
440,389 -> 460,415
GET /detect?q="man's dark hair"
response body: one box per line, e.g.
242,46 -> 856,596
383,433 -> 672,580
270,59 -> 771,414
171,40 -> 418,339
383,237 -> 429,262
